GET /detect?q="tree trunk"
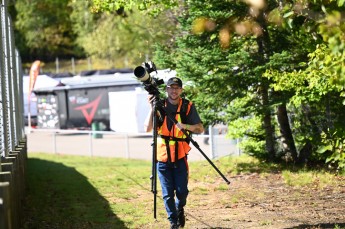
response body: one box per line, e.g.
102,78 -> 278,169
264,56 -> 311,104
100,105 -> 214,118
302,104 -> 320,137
297,104 -> 319,163
277,103 -> 298,162
256,10 -> 276,160
262,85 -> 276,160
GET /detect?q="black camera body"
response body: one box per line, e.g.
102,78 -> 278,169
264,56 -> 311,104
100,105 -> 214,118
134,61 -> 164,95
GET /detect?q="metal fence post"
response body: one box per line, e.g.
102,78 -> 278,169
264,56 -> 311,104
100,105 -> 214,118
125,133 -> 130,159
89,132 -> 93,157
209,125 -> 215,159
236,138 -> 241,156
53,132 -> 57,154
0,2 -> 26,228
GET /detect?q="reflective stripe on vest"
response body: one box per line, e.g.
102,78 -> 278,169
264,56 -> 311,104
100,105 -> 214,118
157,98 -> 192,163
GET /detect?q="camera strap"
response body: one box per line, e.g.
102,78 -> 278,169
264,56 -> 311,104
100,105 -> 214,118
160,136 -> 187,167
158,98 -> 191,166
159,98 -> 190,128
179,98 -> 190,124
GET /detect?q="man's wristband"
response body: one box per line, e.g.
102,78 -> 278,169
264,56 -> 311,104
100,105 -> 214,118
186,124 -> 189,130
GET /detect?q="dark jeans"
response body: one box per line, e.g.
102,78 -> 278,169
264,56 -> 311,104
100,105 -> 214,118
157,158 -> 189,224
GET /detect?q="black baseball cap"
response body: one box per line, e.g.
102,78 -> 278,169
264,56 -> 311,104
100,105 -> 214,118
167,77 -> 182,87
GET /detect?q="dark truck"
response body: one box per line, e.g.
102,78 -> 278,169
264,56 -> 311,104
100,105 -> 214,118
33,73 -> 141,130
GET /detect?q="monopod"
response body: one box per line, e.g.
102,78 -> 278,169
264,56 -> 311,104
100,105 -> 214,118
149,97 -> 231,219
134,61 -> 230,219
150,95 -> 159,219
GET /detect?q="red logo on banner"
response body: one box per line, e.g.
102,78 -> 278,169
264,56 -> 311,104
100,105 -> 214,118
74,94 -> 103,125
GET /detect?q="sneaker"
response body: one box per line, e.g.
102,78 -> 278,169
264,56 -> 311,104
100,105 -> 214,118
177,208 -> 185,227
170,223 -> 179,229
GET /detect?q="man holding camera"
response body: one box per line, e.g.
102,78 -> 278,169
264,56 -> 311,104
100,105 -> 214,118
145,77 -> 204,228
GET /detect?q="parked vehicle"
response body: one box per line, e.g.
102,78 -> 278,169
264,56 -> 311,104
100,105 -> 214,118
32,70 -> 175,132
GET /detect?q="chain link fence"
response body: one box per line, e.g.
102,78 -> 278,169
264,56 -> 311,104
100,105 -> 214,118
0,0 -> 27,228
26,125 -> 240,161
0,1 -> 241,227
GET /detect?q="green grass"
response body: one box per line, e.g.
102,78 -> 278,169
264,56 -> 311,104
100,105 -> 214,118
23,153 -> 153,228
281,170 -> 338,187
23,153 -> 342,228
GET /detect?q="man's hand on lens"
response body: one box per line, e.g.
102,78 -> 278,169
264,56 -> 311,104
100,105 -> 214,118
148,95 -> 155,107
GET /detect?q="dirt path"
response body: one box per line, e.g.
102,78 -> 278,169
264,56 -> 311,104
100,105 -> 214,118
143,173 -> 345,229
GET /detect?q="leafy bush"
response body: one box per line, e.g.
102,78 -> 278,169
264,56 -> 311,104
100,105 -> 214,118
317,129 -> 345,171
239,138 -> 267,160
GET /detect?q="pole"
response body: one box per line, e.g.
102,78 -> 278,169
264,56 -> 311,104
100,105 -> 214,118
157,100 -> 231,185
27,101 -> 31,133
71,57 -> 75,75
55,57 -> 59,74
209,125 -> 214,159
186,132 -> 230,184
150,96 -> 159,219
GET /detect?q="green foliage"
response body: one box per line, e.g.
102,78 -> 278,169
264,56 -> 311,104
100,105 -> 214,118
69,1 -> 100,38
90,0 -> 135,12
227,111 -> 263,139
13,0 -> 177,64
90,0 -> 179,16
12,0 -> 345,168
227,115 -> 267,159
154,0 -> 313,161
155,1 -> 265,130
14,0 -> 78,60
266,39 -> 345,166
71,2 -> 176,68
239,138 -> 267,159
318,129 -> 345,171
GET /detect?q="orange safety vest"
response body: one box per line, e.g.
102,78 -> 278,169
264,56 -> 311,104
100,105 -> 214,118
157,98 -> 192,163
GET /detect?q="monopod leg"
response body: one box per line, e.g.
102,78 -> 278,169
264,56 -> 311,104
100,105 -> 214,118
191,139 -> 230,184
153,162 -> 157,219
151,98 -> 159,219
158,101 -> 231,185
150,144 -> 157,219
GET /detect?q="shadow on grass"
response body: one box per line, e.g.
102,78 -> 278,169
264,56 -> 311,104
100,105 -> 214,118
234,161 -> 282,174
233,159 -> 331,174
22,158 -> 128,229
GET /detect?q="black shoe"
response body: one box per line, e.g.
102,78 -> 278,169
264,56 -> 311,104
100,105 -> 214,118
177,208 -> 185,228
170,223 -> 179,229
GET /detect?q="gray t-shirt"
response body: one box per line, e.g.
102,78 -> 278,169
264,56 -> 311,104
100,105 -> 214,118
165,99 -> 202,131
